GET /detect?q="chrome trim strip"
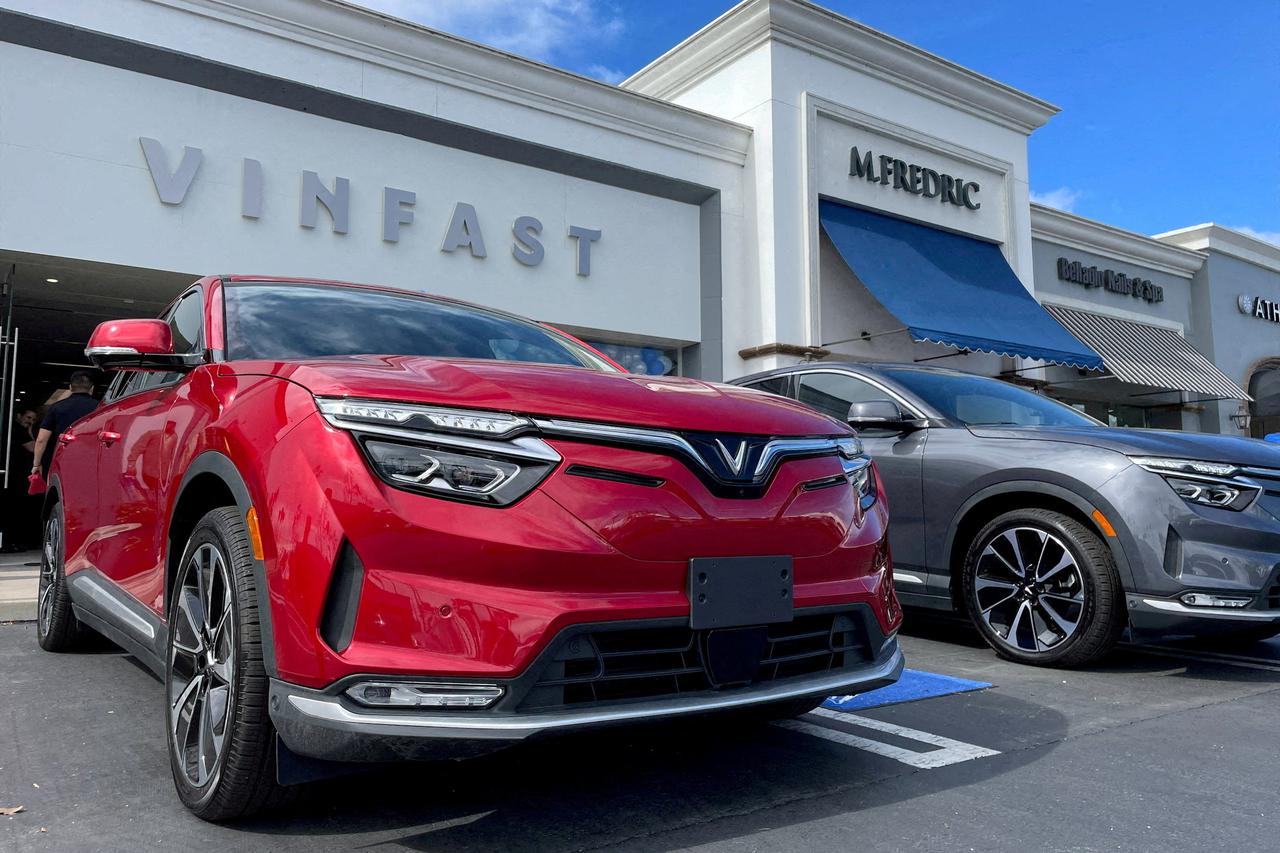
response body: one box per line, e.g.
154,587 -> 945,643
533,418 -> 713,472
892,570 -> 927,585
285,645 -> 903,735
322,415 -> 562,463
533,418 -> 846,480
1138,598 -> 1280,621
84,345 -> 141,356
68,572 -> 156,640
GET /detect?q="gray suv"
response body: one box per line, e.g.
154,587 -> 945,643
732,363 -> 1280,666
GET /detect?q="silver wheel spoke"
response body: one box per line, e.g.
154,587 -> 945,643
980,591 -> 1019,615
983,543 -> 1023,580
173,589 -> 206,655
1006,600 -> 1032,649
171,671 -> 203,742
197,684 -> 216,785
1001,530 -> 1029,577
1037,598 -> 1079,637
1038,551 -> 1076,585
168,540 -> 236,789
976,526 -> 1087,656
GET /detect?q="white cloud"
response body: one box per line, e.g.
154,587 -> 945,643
583,64 -> 626,85
351,0 -> 625,70
1230,225 -> 1280,247
1029,186 -> 1082,213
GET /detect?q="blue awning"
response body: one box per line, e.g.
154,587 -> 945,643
819,200 -> 1104,370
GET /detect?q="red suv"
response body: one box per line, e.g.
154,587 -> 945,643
36,276 -> 902,820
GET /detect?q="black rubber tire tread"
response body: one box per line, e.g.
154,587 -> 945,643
36,500 -> 86,652
963,508 -> 1126,668
167,507 -> 295,821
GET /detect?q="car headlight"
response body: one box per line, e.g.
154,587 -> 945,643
1132,457 -> 1259,511
318,397 -> 559,507
836,438 -> 877,510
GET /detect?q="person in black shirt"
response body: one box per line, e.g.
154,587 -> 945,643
31,371 -> 100,479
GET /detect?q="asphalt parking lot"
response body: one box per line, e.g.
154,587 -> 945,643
3,615 -> 1279,853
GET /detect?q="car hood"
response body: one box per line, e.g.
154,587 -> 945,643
967,424 -> 1280,468
235,356 -> 847,436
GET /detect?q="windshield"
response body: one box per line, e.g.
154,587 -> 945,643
885,369 -> 1098,428
223,283 -> 617,370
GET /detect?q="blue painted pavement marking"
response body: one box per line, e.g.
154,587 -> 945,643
823,668 -> 991,712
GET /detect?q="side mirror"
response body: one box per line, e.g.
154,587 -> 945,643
847,399 -> 922,430
85,319 -> 195,371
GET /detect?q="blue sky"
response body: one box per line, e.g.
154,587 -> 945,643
356,0 -> 1279,243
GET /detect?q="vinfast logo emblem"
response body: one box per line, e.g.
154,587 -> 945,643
685,434 -> 773,483
713,438 -> 749,476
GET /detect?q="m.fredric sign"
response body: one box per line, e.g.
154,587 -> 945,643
848,146 -> 981,210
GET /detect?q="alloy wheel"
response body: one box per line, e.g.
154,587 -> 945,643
169,543 -> 236,789
37,513 -> 62,635
973,526 -> 1086,654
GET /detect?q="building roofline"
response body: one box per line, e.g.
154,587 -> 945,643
1030,203 -> 1205,278
1152,223 -> 1280,274
622,0 -> 1059,134
57,0 -> 755,165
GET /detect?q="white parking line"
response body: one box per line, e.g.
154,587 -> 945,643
774,708 -> 1000,769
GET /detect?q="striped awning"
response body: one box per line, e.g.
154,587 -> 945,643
1044,304 -> 1249,400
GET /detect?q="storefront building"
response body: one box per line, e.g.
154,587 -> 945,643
1153,225 -> 1280,436
0,0 -> 1273,438
1028,206 -> 1246,431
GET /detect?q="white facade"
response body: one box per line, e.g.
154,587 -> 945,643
2,0 -> 1266,429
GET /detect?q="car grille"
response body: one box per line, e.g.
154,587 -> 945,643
516,610 -> 871,712
1267,578 -> 1280,611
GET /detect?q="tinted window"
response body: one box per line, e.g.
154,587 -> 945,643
168,290 -> 203,354
224,284 -> 617,370
885,369 -> 1097,427
744,375 -> 791,397
797,372 -> 892,422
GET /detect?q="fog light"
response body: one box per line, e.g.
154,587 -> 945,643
1180,593 -> 1252,609
345,681 -> 504,708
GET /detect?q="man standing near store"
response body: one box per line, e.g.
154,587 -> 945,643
31,371 -> 99,481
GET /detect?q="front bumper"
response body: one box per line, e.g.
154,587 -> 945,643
270,622 -> 903,763
1127,594 -> 1280,637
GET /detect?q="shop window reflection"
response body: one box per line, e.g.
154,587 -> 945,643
585,340 -> 679,376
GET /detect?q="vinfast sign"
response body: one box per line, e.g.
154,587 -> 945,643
848,146 -> 981,210
138,138 -> 604,276
1057,257 -> 1165,305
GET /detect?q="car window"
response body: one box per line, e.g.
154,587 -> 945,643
168,290 -> 203,354
223,283 -> 617,370
743,376 -> 791,397
884,368 -> 1098,427
796,372 -> 893,422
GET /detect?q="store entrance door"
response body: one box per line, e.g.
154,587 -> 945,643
0,265 -> 18,495
1248,363 -> 1280,439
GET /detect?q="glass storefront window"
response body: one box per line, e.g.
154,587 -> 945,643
584,340 -> 680,376
1054,397 -> 1179,430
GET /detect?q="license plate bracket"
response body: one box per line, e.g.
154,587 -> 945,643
687,556 -> 794,630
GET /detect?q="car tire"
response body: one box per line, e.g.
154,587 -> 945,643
36,500 -> 86,652
165,507 -> 290,821
962,508 -> 1125,667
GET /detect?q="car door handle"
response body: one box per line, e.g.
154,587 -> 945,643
98,430 -> 122,445
57,431 -> 77,446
